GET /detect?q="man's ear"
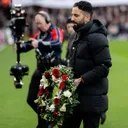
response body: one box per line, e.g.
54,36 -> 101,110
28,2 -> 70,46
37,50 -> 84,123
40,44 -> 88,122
87,14 -> 91,20
84,14 -> 91,23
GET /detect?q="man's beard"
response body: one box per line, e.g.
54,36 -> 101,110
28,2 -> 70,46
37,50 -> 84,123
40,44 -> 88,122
73,17 -> 85,31
73,22 -> 84,32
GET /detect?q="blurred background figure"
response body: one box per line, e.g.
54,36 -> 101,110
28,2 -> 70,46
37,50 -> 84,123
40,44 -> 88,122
0,11 -> 14,51
65,17 -> 75,61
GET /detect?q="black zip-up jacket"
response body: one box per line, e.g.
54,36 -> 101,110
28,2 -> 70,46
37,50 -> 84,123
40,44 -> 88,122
70,19 -> 112,113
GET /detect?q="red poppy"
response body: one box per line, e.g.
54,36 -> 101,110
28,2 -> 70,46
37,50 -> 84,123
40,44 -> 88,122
52,68 -> 60,78
53,111 -> 58,116
44,71 -> 50,79
62,74 -> 68,81
37,86 -> 48,96
54,98 -> 61,106
59,81 -> 65,90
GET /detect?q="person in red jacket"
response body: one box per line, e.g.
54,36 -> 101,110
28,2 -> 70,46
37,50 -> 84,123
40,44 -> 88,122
18,10 -> 64,128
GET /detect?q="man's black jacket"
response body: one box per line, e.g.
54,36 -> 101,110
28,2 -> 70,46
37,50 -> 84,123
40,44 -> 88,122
70,19 -> 112,113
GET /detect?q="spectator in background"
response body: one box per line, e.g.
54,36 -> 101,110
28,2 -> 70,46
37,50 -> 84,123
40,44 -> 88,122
65,17 -> 75,62
0,12 -> 6,46
0,12 -> 14,49
107,22 -> 119,38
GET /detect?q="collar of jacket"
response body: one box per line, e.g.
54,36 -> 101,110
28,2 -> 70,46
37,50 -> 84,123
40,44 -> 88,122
74,20 -> 93,33
39,24 -> 54,34
49,24 -> 54,31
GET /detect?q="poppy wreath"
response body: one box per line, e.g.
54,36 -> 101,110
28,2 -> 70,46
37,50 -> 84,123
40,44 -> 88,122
34,65 -> 79,127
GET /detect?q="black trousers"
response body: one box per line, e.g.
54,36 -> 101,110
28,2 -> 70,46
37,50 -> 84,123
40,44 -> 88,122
27,69 -> 48,128
62,109 -> 101,128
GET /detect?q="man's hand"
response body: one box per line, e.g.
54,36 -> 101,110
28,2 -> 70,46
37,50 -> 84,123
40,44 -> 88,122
74,78 -> 82,86
14,42 -> 24,51
31,38 -> 38,48
14,44 -> 17,51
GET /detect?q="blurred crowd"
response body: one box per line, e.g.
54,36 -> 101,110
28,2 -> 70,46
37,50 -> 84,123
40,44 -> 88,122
24,5 -> 128,40
94,6 -> 128,40
0,1 -> 128,44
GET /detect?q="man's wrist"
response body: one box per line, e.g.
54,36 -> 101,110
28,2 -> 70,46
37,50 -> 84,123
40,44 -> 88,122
80,76 -> 84,83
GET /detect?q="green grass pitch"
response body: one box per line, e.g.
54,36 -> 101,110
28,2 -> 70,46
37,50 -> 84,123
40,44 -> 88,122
0,40 -> 128,128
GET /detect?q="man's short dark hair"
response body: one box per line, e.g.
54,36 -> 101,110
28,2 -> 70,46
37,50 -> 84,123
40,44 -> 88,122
73,1 -> 93,16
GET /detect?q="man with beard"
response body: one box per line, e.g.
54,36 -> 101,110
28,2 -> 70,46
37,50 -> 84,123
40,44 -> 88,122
62,1 -> 112,128
18,11 -> 64,128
